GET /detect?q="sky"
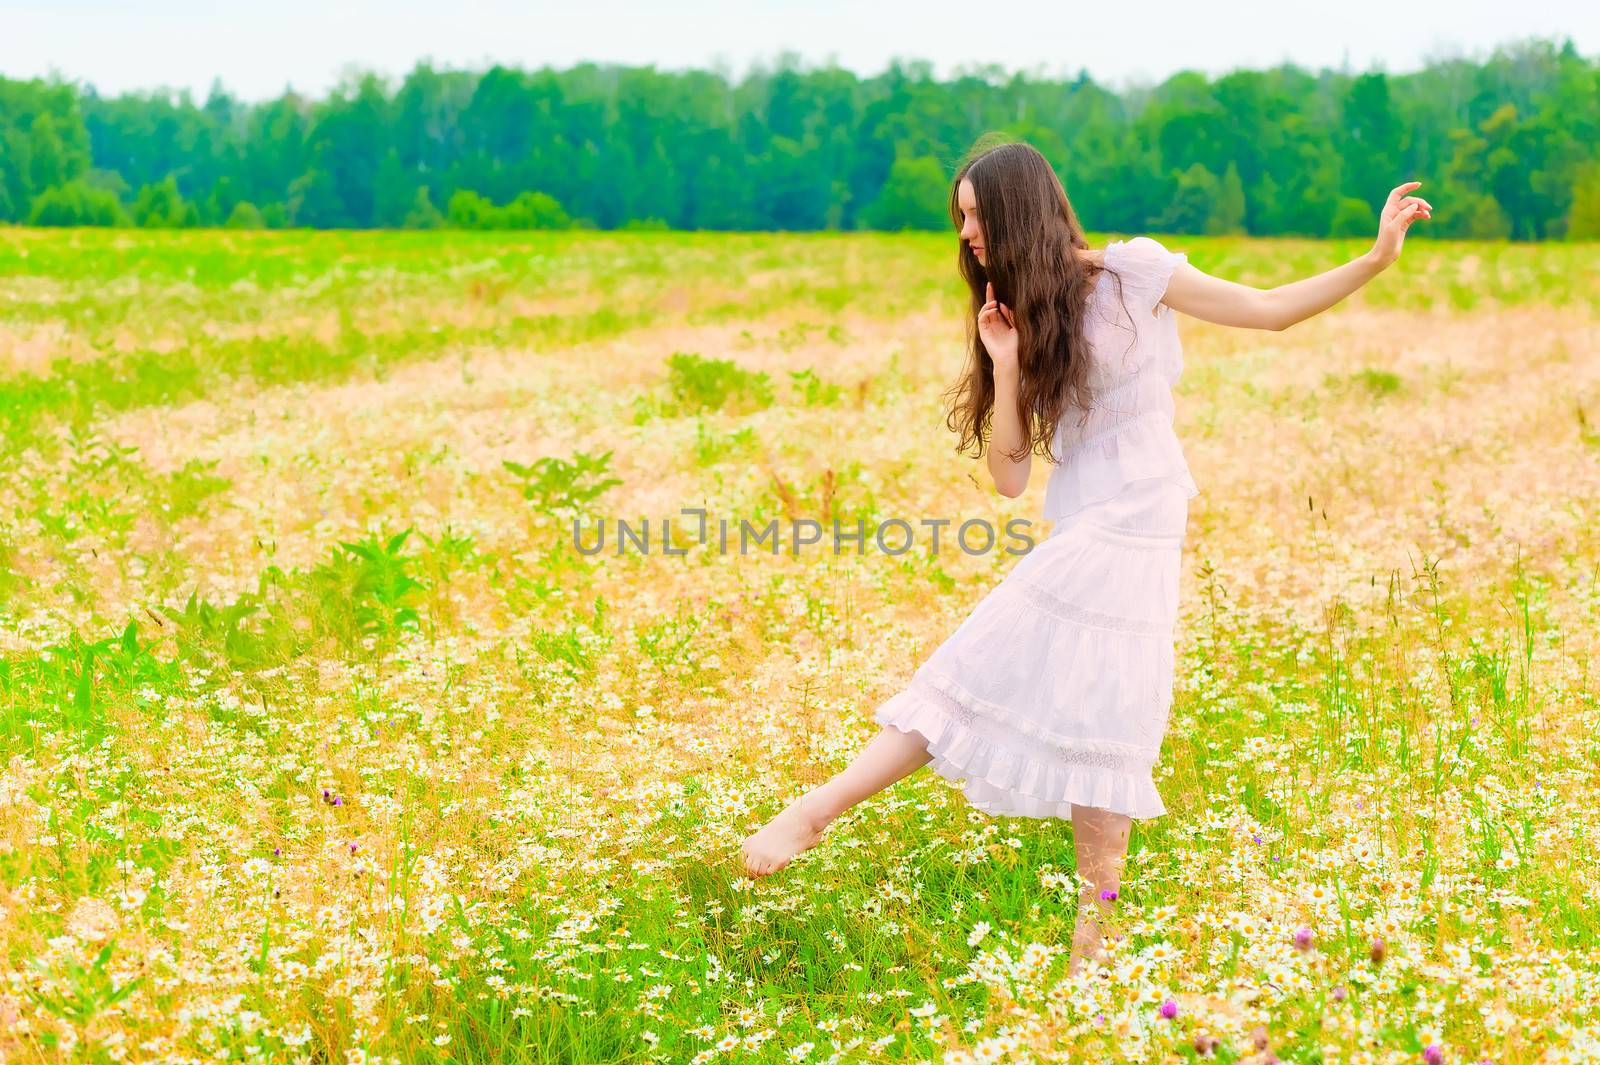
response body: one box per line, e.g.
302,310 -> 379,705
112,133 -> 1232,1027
1,0 -> 1595,103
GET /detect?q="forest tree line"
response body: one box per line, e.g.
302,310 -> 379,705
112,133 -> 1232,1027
2,36 -> 1598,240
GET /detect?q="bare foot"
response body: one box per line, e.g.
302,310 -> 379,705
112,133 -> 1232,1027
740,796 -> 830,878
1067,916 -> 1110,976
1067,943 -> 1109,977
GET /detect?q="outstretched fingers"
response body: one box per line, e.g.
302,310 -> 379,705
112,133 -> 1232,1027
1386,182 -> 1435,219
1387,180 -> 1422,209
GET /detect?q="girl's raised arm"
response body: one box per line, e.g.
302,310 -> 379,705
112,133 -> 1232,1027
1158,181 -> 1433,332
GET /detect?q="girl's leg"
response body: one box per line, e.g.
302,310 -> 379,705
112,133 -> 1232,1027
1067,804 -> 1132,974
741,724 -> 933,877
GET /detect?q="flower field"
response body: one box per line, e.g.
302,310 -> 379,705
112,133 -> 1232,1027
1,227 -> 1598,1063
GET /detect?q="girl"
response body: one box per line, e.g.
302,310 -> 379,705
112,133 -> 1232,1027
740,138 -> 1430,973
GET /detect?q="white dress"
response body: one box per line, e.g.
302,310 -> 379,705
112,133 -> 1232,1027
872,236 -> 1197,820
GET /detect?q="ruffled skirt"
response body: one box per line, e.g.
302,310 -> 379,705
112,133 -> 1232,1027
872,477 -> 1189,820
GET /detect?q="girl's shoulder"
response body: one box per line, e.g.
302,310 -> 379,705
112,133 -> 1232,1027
1102,237 -> 1187,301
1108,236 -> 1184,267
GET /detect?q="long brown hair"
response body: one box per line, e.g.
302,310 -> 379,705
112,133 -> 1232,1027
943,136 -> 1135,464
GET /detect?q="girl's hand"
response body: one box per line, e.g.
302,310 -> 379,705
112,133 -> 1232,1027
1370,181 -> 1433,270
978,281 -> 1019,371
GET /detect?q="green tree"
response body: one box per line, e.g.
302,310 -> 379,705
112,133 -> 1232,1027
1450,188 -> 1513,239
1340,73 -> 1400,215
303,72 -> 390,227
199,175 -> 245,227
1,78 -> 92,221
1565,162 -> 1600,239
27,180 -> 128,226
446,189 -> 492,228
404,186 -> 445,229
133,175 -> 200,227
502,190 -> 570,228
286,167 -> 345,227
1154,163 -> 1221,235
225,201 -> 264,228
28,112 -> 71,190
860,156 -> 947,231
446,188 -> 570,229
1329,196 -> 1377,237
373,150 -> 415,227
755,133 -> 831,230
1207,161 -> 1246,234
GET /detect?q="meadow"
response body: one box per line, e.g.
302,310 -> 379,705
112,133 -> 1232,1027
0,225 -> 1598,1064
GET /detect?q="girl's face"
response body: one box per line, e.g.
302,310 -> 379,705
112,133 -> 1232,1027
956,178 -> 986,266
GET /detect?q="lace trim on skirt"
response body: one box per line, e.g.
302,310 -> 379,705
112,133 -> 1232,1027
873,670 -> 1169,819
912,670 -> 1158,773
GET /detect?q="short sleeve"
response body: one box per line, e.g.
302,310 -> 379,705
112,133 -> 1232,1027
1107,236 -> 1188,318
